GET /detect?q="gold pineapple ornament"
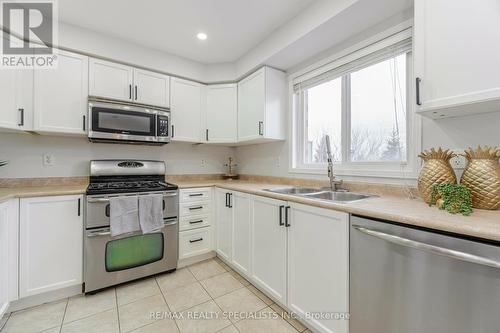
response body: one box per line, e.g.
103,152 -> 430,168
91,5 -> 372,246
460,146 -> 500,210
418,148 -> 457,203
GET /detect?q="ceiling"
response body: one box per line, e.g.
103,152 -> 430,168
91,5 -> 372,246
58,0 -> 317,64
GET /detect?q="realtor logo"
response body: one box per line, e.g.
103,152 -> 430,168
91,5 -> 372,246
1,0 -> 58,68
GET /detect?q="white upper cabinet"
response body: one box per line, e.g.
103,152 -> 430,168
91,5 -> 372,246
238,67 -> 286,143
251,195 -> 287,305
0,36 -> 33,131
89,58 -> 133,101
19,195 -> 83,298
89,59 -> 170,107
170,77 -> 204,142
414,0 -> 500,118
132,68 -> 170,107
34,50 -> 88,135
287,203 -> 349,333
206,84 -> 237,143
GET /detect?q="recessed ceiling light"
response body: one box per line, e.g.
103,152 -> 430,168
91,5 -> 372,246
197,32 -> 207,41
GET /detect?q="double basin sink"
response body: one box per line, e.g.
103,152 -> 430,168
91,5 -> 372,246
264,187 -> 375,203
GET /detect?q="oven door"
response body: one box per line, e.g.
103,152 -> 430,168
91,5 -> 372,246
88,100 -> 159,143
84,218 -> 178,293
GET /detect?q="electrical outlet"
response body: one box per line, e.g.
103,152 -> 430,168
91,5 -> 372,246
201,159 -> 206,167
43,154 -> 55,166
450,149 -> 467,169
276,157 -> 280,167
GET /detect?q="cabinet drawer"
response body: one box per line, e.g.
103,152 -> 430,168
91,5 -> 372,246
180,202 -> 211,217
180,188 -> 212,203
180,215 -> 211,231
179,227 -> 212,260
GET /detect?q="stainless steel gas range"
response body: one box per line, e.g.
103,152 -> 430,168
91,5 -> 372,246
84,160 -> 179,293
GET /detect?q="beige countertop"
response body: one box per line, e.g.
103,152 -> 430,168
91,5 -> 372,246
176,180 -> 500,242
1,179 -> 499,242
0,185 -> 87,202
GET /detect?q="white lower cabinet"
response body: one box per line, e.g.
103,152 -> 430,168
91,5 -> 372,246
288,203 -> 349,333
0,199 -> 19,317
19,195 -> 83,298
0,201 -> 11,317
231,192 -> 251,275
178,188 -> 214,261
214,188 -> 349,333
215,188 -> 233,261
251,195 -> 288,305
179,228 -> 212,260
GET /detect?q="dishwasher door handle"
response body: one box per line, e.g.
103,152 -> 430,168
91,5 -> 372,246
353,225 -> 500,270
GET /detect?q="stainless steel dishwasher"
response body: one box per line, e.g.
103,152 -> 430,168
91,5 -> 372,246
350,215 -> 500,333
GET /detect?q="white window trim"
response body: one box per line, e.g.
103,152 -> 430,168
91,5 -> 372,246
288,26 -> 422,180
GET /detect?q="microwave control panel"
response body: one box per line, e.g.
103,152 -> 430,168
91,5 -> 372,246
157,116 -> 169,137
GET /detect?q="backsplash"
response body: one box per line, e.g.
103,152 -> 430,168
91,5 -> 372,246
0,132 -> 235,178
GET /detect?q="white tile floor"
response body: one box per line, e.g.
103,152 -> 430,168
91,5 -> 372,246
0,257 -> 311,333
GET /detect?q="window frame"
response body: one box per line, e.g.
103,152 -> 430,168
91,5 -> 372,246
290,33 -> 421,180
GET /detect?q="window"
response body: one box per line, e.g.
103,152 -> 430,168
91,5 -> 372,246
292,37 -> 419,178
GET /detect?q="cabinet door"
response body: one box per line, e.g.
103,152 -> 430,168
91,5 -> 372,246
34,50 -> 88,134
231,191 -> 251,275
0,202 -> 9,317
206,84 -> 237,143
288,203 -> 349,333
238,69 -> 265,141
414,0 -> 500,117
170,78 -> 203,142
133,69 -> 170,107
0,36 -> 33,131
89,58 -> 133,101
19,195 -> 83,298
215,189 -> 232,261
251,195 -> 287,304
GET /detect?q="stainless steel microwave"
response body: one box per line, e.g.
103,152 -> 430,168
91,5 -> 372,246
88,99 -> 170,145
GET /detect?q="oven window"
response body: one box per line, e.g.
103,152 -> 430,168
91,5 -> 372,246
92,107 -> 155,136
105,233 -> 164,272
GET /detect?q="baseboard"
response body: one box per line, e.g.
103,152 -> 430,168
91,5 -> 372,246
8,285 -> 82,313
178,251 -> 216,268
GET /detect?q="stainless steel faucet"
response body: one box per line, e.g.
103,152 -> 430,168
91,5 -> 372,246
325,135 -> 343,191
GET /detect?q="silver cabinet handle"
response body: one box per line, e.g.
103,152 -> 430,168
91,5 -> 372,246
353,225 -> 500,269
189,193 -> 203,197
189,219 -> 204,224
135,85 -> 138,100
83,115 -> 86,132
188,206 -> 203,211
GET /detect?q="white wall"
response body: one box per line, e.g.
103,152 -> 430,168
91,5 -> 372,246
0,132 -> 234,178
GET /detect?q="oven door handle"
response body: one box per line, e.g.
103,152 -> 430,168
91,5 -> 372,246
86,229 -> 111,237
86,219 -> 178,237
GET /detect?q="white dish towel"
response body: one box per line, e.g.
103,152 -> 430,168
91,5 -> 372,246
109,196 -> 140,237
139,194 -> 164,234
